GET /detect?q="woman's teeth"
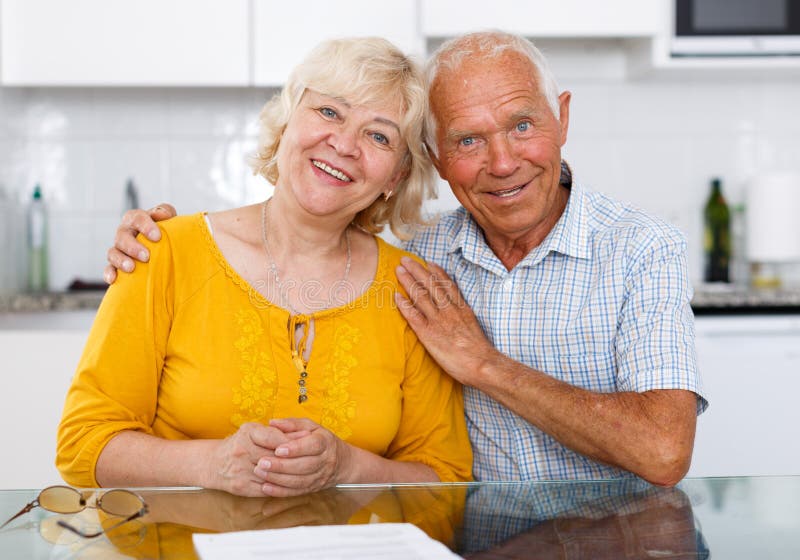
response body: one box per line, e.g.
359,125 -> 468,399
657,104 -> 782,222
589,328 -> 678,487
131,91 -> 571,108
313,160 -> 351,182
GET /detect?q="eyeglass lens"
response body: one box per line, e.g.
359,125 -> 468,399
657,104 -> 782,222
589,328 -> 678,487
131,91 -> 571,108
96,490 -> 145,517
38,486 -> 86,514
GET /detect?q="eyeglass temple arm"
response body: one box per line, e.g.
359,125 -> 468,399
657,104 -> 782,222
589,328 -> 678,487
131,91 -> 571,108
56,506 -> 148,539
0,501 -> 37,530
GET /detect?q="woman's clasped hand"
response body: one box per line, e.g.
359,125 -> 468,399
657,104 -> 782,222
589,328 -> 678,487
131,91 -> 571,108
212,420 -> 351,498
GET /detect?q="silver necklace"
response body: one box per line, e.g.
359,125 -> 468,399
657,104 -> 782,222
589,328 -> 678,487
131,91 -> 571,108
260,199 -> 352,314
260,199 -> 351,404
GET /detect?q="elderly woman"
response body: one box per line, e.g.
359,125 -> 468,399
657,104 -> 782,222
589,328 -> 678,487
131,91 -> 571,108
57,37 -> 472,498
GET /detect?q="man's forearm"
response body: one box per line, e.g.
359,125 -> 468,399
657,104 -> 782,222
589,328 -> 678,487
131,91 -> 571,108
473,349 -> 697,486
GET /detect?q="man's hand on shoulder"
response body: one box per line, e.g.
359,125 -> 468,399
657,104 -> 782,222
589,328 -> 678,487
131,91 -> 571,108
104,204 -> 177,284
395,256 -> 497,386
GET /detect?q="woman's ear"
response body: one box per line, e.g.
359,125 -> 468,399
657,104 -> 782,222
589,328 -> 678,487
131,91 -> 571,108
385,170 -> 407,201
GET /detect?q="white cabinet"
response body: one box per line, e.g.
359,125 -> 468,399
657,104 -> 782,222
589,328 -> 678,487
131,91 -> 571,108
0,313 -> 92,489
689,316 -> 800,478
421,0 -> 660,39
252,0 -> 422,87
0,0 -> 249,86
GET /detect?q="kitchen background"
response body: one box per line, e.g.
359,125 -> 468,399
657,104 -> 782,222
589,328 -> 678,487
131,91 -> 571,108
3,63 -> 800,291
2,0 -> 800,496
1,0 -> 800,292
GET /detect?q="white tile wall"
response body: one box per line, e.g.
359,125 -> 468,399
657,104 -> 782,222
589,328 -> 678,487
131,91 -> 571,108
2,54 -> 800,291
0,86 -> 278,290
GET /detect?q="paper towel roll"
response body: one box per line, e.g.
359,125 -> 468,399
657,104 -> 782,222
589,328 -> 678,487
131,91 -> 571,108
746,172 -> 800,262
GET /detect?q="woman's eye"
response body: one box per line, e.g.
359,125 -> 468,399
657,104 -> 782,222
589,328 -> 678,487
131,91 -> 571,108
319,107 -> 338,119
371,132 -> 389,145
516,121 -> 531,132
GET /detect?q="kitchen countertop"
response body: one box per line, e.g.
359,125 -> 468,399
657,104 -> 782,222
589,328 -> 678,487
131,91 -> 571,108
691,284 -> 800,315
2,285 -> 800,317
0,290 -> 105,313
0,291 -> 104,330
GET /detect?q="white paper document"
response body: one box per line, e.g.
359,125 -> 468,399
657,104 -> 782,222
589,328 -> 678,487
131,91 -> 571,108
193,522 -> 463,560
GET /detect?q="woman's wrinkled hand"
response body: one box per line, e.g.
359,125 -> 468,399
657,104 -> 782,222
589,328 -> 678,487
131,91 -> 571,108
104,203 -> 177,284
208,422 -> 308,497
254,418 -> 354,498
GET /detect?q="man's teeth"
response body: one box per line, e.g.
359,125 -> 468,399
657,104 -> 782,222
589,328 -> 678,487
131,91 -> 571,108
494,185 -> 524,198
313,160 -> 351,182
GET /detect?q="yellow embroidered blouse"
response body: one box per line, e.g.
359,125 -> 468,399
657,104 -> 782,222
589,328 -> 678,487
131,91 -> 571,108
56,213 -> 472,486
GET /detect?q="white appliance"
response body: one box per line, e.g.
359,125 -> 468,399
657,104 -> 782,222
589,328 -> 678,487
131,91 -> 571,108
672,0 -> 800,57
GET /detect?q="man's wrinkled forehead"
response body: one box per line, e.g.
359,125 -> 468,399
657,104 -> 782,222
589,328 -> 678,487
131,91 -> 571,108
436,46 -> 537,85
430,50 -> 540,116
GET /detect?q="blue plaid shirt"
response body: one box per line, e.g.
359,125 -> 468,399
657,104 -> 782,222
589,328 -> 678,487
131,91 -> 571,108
406,180 -> 707,481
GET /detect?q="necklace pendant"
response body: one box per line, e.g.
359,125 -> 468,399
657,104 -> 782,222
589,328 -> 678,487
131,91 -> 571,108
298,372 -> 309,403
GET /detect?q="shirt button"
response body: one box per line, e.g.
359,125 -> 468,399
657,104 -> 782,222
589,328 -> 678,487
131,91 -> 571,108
502,278 -> 512,291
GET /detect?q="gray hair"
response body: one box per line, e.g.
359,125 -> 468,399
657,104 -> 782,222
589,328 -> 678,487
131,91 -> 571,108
424,31 -> 561,157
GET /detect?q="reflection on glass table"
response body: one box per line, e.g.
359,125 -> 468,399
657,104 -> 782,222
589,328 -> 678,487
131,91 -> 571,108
0,476 -> 798,559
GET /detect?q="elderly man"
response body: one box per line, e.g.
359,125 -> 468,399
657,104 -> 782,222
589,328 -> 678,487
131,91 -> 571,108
394,32 -> 705,486
105,31 -> 706,487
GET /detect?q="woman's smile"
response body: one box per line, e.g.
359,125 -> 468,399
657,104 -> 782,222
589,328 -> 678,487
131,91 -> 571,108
311,159 -> 353,183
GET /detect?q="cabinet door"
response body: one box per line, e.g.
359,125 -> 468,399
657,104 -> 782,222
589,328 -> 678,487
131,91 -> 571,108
421,0 -> 660,38
690,316 -> 800,477
0,330 -> 88,488
0,0 -> 249,86
252,0 -> 421,87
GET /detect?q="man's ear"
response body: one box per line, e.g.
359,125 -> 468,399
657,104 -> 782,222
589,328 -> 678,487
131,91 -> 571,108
557,91 -> 571,146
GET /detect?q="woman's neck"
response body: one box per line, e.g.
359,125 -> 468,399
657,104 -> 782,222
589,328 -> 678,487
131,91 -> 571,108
265,195 -> 351,262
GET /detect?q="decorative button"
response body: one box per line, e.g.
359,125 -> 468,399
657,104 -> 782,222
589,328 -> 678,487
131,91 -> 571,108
298,395 -> 308,404
299,387 -> 307,395
298,379 -> 306,386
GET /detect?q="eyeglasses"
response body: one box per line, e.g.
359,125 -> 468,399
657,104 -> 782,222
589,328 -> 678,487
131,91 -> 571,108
0,485 -> 148,539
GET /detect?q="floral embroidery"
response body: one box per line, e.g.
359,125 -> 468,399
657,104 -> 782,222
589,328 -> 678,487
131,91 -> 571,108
231,309 -> 276,427
320,323 -> 359,439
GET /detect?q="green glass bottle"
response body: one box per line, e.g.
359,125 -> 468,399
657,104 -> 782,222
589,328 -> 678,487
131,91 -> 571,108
703,178 -> 730,283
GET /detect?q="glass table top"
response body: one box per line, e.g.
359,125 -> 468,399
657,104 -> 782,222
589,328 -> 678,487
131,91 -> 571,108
0,476 -> 798,559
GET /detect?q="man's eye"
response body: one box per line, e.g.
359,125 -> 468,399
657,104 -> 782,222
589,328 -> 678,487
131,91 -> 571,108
516,121 -> 531,132
320,107 -> 338,119
459,137 -> 475,147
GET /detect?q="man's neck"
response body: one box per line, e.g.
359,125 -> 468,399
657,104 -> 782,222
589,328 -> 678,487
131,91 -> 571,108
482,183 -> 571,271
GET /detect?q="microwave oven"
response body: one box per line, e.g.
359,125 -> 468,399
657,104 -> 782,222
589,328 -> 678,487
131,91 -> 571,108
672,0 -> 800,56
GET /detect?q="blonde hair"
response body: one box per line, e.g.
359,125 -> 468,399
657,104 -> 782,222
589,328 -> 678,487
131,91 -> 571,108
424,30 -> 561,157
250,37 -> 435,240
